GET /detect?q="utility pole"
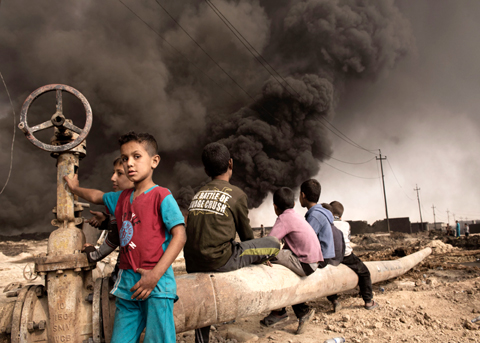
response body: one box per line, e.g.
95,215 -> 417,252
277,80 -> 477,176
432,205 -> 436,230
414,184 -> 423,230
453,213 -> 456,222
376,150 -> 390,233
446,209 -> 450,225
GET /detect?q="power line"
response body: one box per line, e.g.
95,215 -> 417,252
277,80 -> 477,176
448,211 -> 480,218
321,120 -> 378,155
203,0 -> 377,155
203,0 -> 288,96
127,0 -> 377,160
117,0 -> 239,101
0,70 -> 16,195
322,161 -> 380,180
119,0 -> 381,173
319,152 -> 375,165
386,159 -> 415,201
152,0 -> 279,120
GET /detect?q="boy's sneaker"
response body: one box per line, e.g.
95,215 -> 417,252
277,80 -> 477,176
296,309 -> 315,335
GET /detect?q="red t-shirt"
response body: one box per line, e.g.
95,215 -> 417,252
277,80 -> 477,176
103,186 -> 184,271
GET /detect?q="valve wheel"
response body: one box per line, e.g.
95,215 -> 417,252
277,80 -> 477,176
18,84 -> 93,152
23,263 -> 37,282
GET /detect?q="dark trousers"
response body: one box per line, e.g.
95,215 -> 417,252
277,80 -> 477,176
194,236 -> 281,343
273,302 -> 311,319
327,253 -> 373,303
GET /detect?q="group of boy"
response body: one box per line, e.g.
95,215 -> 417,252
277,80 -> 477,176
258,179 -> 378,335
65,132 -> 377,343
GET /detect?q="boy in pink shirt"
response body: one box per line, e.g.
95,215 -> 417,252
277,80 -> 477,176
261,187 -> 323,334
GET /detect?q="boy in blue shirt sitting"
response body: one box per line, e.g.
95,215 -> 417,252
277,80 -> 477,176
65,131 -> 186,343
299,179 -> 336,265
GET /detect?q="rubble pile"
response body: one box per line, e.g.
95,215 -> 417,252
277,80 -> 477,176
426,240 -> 457,254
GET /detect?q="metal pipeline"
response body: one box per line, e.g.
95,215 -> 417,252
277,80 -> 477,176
173,247 -> 431,333
0,247 -> 430,341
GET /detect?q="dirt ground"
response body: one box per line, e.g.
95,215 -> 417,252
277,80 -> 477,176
1,231 -> 480,343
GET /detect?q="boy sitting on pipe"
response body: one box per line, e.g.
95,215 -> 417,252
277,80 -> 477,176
184,142 -> 281,343
261,187 -> 323,334
327,201 -> 378,311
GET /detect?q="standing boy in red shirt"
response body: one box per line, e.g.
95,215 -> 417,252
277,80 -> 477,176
65,131 -> 186,343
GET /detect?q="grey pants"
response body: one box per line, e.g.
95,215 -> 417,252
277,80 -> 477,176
271,249 -> 318,277
214,236 -> 281,272
269,249 -> 317,319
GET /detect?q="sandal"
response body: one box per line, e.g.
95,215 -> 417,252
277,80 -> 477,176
365,300 -> 379,310
296,309 -> 315,334
260,311 -> 289,327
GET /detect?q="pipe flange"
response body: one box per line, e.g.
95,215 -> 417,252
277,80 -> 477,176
35,253 -> 95,273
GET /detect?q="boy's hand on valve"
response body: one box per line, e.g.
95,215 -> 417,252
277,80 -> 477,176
63,173 -> 79,192
130,268 -> 161,300
82,243 -> 94,250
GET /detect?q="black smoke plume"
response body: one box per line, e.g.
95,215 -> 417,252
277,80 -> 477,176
214,74 -> 334,208
0,0 -> 413,233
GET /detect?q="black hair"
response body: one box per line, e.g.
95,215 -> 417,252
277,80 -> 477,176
118,131 -> 158,157
300,179 -> 321,203
113,157 -> 123,166
330,201 -> 344,217
202,142 -> 231,177
273,187 -> 295,213
321,203 -> 333,212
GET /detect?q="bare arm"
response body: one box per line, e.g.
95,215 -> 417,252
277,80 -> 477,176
63,174 -> 104,205
87,210 -> 107,228
130,224 -> 187,300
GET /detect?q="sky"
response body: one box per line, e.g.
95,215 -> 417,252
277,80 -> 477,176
1,0 -> 479,233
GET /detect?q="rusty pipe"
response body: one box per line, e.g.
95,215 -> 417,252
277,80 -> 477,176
173,248 -> 431,332
1,248 -> 431,341
55,153 -> 77,225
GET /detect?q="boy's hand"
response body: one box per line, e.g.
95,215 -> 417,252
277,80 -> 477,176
87,210 -> 107,228
82,244 -> 98,264
130,268 -> 161,300
265,261 -> 273,267
63,173 -> 79,193
82,243 -> 94,250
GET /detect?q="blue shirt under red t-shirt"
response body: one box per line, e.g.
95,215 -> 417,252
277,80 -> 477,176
103,185 -> 184,301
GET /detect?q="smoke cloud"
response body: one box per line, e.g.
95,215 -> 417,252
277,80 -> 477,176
0,0 -> 413,233
211,74 -> 334,208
